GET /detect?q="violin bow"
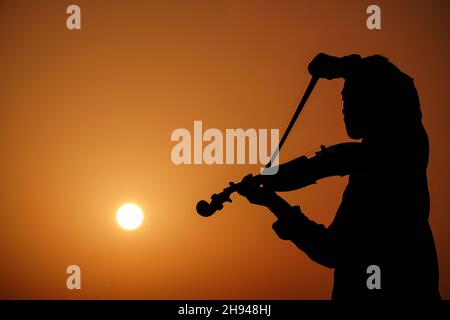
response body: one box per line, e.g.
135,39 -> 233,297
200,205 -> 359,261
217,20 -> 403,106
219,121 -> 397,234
265,76 -> 319,170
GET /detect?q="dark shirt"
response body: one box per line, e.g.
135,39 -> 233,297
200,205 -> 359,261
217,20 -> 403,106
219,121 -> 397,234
273,125 -> 440,299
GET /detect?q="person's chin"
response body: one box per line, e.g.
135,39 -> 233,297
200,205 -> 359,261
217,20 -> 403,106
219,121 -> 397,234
346,126 -> 363,140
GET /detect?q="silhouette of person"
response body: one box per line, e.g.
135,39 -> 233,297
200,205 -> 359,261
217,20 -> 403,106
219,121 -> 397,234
233,53 -> 441,299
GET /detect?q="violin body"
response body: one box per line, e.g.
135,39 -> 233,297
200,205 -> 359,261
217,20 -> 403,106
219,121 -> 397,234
261,142 -> 363,191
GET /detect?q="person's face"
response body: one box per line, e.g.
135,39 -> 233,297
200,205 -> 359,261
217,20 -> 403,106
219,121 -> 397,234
341,80 -> 366,140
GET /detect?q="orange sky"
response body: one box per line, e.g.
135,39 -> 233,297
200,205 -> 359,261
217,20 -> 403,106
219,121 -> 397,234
0,0 -> 449,299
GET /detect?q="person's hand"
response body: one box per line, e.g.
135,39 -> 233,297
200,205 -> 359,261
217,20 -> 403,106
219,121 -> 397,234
308,53 -> 362,80
272,205 -> 303,240
230,174 -> 277,207
308,52 -> 342,79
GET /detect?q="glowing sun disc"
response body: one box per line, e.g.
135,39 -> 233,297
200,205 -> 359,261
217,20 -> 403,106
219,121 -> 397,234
116,203 -> 144,230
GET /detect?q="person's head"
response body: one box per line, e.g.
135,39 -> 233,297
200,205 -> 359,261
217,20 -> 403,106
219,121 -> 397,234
340,55 -> 422,140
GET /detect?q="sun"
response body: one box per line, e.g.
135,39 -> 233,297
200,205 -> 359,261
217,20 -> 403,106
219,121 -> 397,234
116,203 -> 144,230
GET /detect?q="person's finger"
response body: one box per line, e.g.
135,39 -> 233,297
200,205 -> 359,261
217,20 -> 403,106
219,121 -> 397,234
241,174 -> 254,186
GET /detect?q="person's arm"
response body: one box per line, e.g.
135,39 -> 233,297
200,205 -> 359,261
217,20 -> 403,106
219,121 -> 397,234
233,176 -> 336,268
266,195 -> 336,269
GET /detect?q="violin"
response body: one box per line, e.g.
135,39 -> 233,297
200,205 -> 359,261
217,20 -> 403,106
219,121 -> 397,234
196,142 -> 362,217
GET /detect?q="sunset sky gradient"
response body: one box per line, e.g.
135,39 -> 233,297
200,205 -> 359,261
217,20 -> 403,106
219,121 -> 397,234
0,0 -> 449,299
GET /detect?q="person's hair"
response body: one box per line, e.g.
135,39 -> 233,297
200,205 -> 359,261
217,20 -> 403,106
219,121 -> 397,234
346,55 -> 423,133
